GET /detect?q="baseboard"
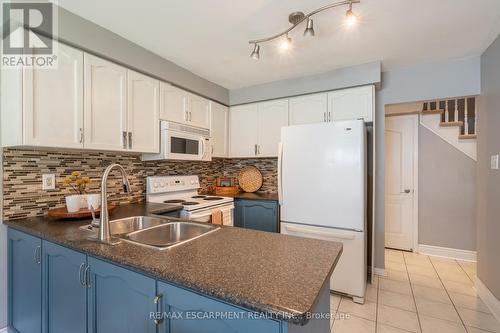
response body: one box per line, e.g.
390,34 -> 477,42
370,267 -> 386,277
418,244 -> 476,262
476,278 -> 500,324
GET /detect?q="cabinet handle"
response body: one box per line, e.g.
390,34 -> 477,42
122,131 -> 127,149
254,144 -> 258,156
328,112 -> 331,122
79,128 -> 84,143
79,263 -> 86,287
33,246 -> 41,264
257,145 -> 261,155
153,294 -> 163,324
323,112 -> 326,122
128,132 -> 132,149
84,265 -> 91,288
189,111 -> 192,121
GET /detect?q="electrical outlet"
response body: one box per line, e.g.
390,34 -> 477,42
491,155 -> 499,170
42,174 -> 56,190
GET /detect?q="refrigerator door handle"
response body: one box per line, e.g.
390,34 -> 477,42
283,224 -> 357,240
278,142 -> 283,205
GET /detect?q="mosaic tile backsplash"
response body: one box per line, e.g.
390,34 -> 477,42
2,148 -> 277,220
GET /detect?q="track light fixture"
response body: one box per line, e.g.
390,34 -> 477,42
249,0 -> 360,60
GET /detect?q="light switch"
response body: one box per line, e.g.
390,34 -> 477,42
491,155 -> 499,170
42,174 -> 56,190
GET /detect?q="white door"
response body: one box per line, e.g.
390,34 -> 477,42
23,42 -> 84,148
84,54 -> 127,151
289,93 -> 328,125
127,70 -> 160,153
258,99 -> 289,157
229,104 -> 259,157
188,94 -> 210,129
159,82 -> 187,124
385,115 -> 417,251
329,85 -> 374,122
210,102 -> 228,157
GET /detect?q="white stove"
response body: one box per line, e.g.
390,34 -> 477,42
146,175 -> 234,225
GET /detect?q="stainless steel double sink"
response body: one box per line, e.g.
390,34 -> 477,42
81,216 -> 219,250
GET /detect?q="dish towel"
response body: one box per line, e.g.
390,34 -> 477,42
211,209 -> 223,225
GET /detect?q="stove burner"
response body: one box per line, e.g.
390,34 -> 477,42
204,197 -> 223,201
163,199 -> 186,204
191,195 -> 206,199
183,202 -> 199,206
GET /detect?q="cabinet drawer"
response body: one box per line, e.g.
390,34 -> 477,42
157,281 -> 281,333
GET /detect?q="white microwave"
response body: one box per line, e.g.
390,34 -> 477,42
142,121 -> 211,161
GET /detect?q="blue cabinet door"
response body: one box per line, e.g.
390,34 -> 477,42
87,257 -> 157,333
7,228 -> 42,333
41,241 -> 87,333
156,281 -> 281,333
234,199 -> 278,233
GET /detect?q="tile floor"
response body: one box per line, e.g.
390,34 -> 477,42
330,249 -> 500,333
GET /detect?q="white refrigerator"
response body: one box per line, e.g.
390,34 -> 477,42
279,120 -> 367,303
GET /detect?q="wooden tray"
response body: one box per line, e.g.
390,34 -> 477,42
47,204 -> 117,220
214,186 -> 240,195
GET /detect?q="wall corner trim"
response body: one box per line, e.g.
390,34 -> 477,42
418,244 -> 477,261
476,278 -> 500,324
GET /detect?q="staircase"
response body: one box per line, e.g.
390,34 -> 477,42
420,97 -> 477,160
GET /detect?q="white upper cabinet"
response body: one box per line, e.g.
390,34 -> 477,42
229,99 -> 288,158
1,42 -> 84,148
289,93 -> 328,125
258,99 -> 289,157
229,104 -> 259,158
127,70 -> 160,153
84,53 -> 128,151
210,102 -> 228,158
159,83 -> 210,129
328,85 -> 374,122
159,82 -> 187,124
187,93 -> 210,129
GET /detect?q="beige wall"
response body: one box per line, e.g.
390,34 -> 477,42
477,34 -> 500,299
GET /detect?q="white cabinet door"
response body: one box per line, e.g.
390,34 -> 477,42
84,54 -> 128,151
289,93 -> 328,125
229,104 -> 259,157
159,82 -> 187,124
127,70 -> 160,153
328,85 -> 374,122
23,42 -> 84,148
188,94 -> 210,129
210,102 -> 228,157
258,99 -> 289,157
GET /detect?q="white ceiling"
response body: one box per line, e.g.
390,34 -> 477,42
58,0 -> 500,90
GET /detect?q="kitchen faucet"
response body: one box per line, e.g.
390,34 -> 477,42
98,164 -> 131,244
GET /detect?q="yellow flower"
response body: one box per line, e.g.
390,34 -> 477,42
75,179 -> 83,185
82,177 -> 90,184
71,171 -> 81,177
63,177 -> 70,185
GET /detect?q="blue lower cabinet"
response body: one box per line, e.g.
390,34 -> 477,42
156,281 -> 282,333
234,199 -> 279,233
7,229 -> 42,333
41,241 -> 87,333
87,257 -> 157,333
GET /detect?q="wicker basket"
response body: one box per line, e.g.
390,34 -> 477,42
238,166 -> 263,193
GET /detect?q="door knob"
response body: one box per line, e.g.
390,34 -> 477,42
402,189 -> 411,194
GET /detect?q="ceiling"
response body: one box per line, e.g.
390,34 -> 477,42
58,0 -> 500,90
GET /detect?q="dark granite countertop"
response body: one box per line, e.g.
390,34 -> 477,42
206,191 -> 279,201
4,202 -> 342,325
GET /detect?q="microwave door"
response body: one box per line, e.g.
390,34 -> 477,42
167,132 -> 202,160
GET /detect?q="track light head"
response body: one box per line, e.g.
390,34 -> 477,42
279,35 -> 292,52
345,3 -> 358,27
250,44 -> 260,60
303,18 -> 315,37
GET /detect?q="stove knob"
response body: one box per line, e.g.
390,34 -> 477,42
160,182 -> 165,188
153,182 -> 159,188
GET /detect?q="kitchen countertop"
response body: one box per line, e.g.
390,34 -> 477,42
4,202 -> 342,325
207,191 -> 279,201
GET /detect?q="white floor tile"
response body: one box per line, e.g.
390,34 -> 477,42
442,280 -> 476,296
415,298 -> 461,323
379,289 -> 416,312
378,304 -> 421,332
378,323 -> 416,333
448,292 -> 490,314
331,314 -> 376,333
412,284 -> 452,304
409,273 -> 445,290
385,269 -> 410,282
456,307 -> 500,332
380,278 -> 413,295
419,314 -> 466,333
338,297 -> 377,321
365,284 -> 378,302
407,265 -> 439,278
